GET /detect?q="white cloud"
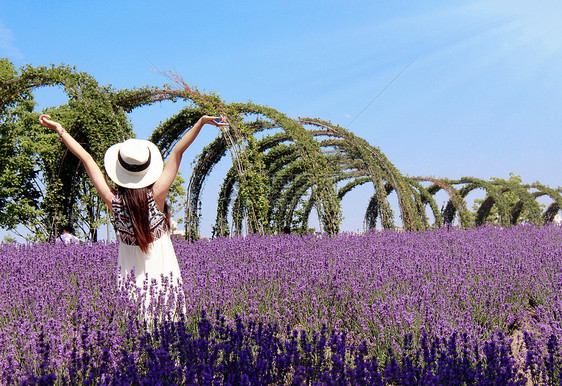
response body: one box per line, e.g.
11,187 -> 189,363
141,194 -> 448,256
0,21 -> 23,60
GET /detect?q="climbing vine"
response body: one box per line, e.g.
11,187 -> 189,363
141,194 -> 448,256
1,60 -> 560,240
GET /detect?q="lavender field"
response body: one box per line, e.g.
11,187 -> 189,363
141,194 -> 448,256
2,225 -> 562,383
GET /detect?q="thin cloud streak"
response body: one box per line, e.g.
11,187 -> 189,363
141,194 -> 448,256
0,21 -> 23,61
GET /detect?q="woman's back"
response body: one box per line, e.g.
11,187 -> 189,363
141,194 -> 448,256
112,188 -> 169,251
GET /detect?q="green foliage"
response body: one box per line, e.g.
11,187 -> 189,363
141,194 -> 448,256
1,61 -> 560,240
2,235 -> 16,243
0,59 -> 135,240
470,173 -> 543,225
0,59 -> 47,238
0,58 -> 17,83
168,171 -> 186,229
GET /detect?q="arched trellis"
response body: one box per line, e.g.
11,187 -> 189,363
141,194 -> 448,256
530,183 -> 562,223
146,91 -> 562,237
174,111 -> 428,238
203,124 -> 374,235
408,177 -> 561,228
4,62 -> 560,239
299,118 -> 422,231
147,96 -> 346,238
410,177 -> 471,227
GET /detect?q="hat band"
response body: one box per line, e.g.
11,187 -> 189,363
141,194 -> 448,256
118,149 -> 151,173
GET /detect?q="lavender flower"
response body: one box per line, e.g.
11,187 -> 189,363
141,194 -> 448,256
2,224 -> 562,382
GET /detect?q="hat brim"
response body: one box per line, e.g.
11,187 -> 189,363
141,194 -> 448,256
104,140 -> 164,189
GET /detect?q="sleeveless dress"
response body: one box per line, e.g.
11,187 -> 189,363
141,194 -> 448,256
112,190 -> 183,290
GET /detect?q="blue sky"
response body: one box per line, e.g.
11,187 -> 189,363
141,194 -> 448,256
1,0 -> 561,237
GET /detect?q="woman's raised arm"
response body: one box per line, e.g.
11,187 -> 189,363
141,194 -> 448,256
39,114 -> 115,207
152,115 -> 227,210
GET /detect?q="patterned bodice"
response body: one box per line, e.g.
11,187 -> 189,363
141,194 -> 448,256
112,190 -> 168,246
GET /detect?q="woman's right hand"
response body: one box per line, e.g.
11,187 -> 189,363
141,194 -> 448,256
39,114 -> 63,132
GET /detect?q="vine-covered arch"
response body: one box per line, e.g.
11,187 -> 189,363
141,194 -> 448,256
184,111 -> 430,238
140,89 -> 346,237
407,176 -> 560,228
410,177 -> 471,227
530,184 -> 562,223
142,90 -> 562,236
3,62 -> 560,240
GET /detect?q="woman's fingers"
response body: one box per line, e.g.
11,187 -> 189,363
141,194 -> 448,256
39,114 -> 53,124
213,115 -> 228,126
38,114 -> 60,131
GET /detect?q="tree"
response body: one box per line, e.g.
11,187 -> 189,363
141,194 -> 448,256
0,59 -> 137,240
0,58 -> 49,239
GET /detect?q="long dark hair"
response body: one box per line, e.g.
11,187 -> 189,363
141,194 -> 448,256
119,185 -> 171,253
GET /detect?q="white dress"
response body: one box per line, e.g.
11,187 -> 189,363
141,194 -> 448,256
117,233 -> 182,289
112,191 -> 183,291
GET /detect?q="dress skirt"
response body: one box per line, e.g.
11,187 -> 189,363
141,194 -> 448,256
117,232 -> 183,291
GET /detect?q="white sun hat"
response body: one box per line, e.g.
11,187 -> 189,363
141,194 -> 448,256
104,139 -> 164,189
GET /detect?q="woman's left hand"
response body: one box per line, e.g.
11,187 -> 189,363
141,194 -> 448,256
201,115 -> 228,127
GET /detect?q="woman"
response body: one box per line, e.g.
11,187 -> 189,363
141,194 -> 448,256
38,114 -> 227,292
